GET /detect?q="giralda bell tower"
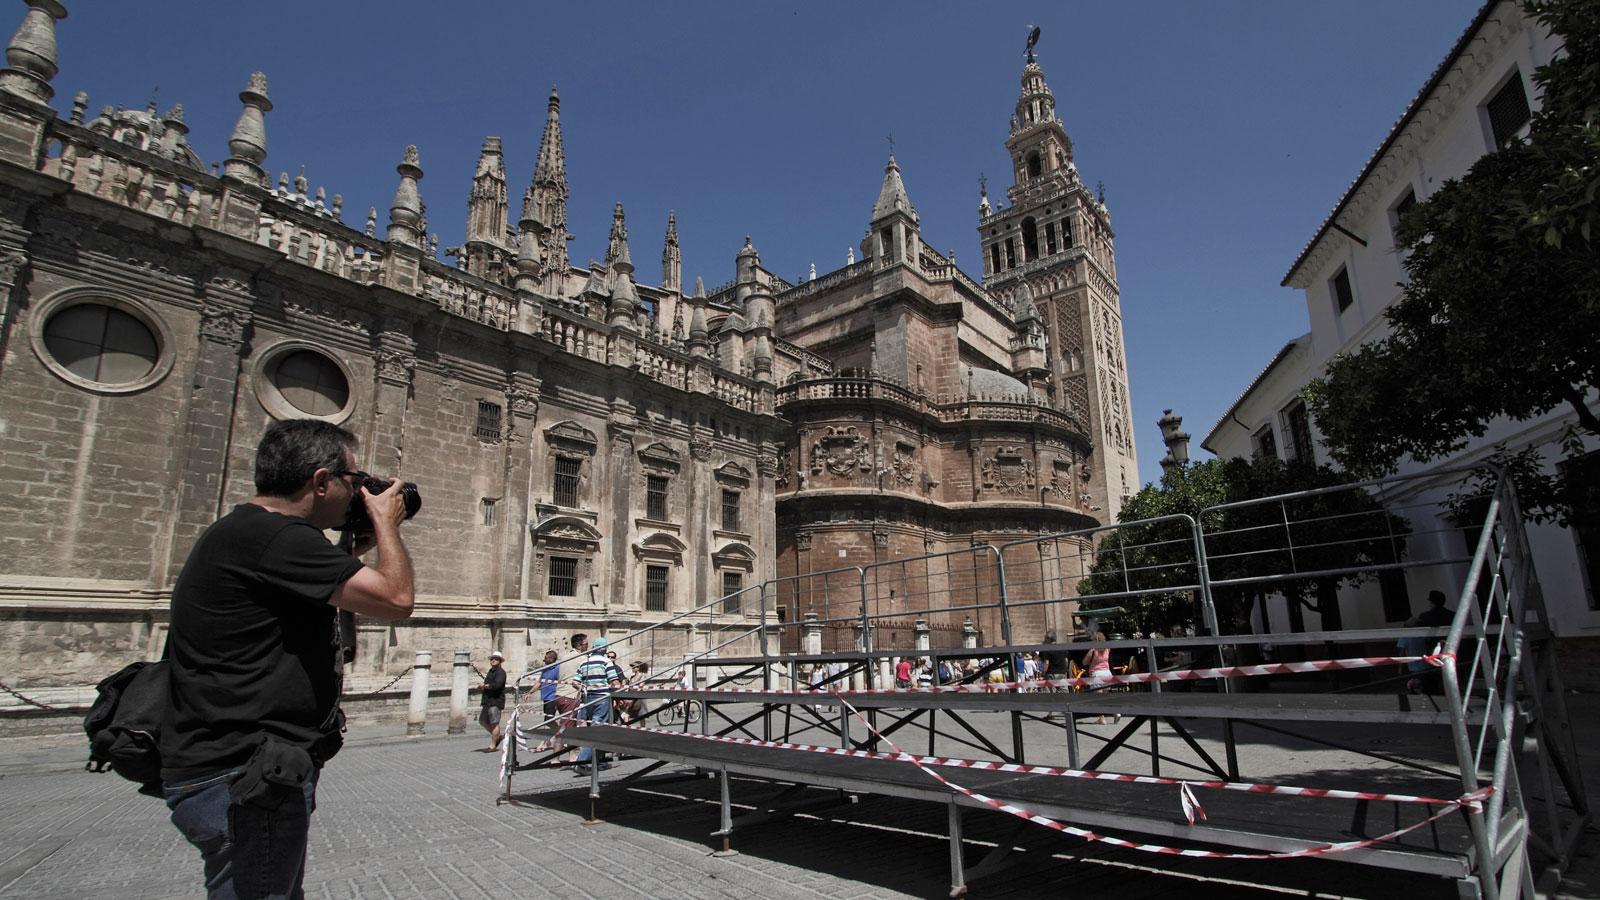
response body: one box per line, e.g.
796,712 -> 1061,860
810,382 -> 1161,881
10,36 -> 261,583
977,35 -> 1137,520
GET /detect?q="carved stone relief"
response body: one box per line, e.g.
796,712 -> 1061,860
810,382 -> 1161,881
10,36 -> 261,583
980,445 -> 1037,495
889,440 -> 917,487
809,425 -> 870,478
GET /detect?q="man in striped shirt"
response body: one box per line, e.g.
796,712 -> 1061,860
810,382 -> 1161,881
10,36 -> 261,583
573,637 -> 624,773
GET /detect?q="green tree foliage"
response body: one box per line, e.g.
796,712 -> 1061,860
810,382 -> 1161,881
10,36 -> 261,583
1078,458 -> 1410,636
1305,0 -> 1600,523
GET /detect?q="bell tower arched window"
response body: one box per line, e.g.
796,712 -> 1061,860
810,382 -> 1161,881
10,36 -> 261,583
1021,217 -> 1039,262
1026,152 -> 1042,179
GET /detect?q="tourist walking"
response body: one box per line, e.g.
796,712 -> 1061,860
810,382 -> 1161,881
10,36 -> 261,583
479,650 -> 507,751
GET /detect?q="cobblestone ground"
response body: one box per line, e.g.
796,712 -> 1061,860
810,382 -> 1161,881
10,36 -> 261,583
1,696 -> 1596,899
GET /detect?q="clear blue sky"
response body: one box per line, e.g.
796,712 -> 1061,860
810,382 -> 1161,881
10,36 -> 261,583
47,1 -> 1477,488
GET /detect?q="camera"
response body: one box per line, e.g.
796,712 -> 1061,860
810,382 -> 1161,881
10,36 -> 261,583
337,477 -> 422,532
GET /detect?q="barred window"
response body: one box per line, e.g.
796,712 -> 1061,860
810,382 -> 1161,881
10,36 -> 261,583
548,557 -> 577,597
1486,70 -> 1530,147
646,475 -> 669,521
645,565 -> 669,612
721,489 -> 741,532
553,457 -> 581,507
475,400 -> 502,442
721,571 -> 743,615
480,497 -> 497,527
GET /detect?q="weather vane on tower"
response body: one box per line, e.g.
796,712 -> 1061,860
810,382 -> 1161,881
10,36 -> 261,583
1025,25 -> 1041,62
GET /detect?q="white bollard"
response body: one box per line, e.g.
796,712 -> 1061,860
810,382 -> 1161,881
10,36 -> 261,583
802,612 -> 822,656
406,650 -> 432,736
914,618 -> 931,652
447,650 -> 470,734
962,616 -> 978,650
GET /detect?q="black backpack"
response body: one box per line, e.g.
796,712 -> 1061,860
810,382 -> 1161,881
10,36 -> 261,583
83,659 -> 169,797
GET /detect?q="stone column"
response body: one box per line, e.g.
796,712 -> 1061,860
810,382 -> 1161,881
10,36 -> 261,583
165,274 -> 253,581
852,622 -> 867,690
447,650 -> 470,734
605,417 -> 635,612
369,330 -> 415,476
406,650 -> 432,736
962,616 -> 978,650
914,618 -> 930,652
0,249 -> 28,384
500,371 -> 540,605
802,612 -> 822,656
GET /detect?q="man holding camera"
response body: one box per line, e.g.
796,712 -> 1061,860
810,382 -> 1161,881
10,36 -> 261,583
161,419 -> 416,898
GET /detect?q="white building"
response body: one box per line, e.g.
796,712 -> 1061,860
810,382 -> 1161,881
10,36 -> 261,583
1200,2 -> 1599,671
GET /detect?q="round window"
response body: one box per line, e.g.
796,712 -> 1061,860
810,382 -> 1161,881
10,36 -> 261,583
268,350 -> 349,416
41,303 -> 159,385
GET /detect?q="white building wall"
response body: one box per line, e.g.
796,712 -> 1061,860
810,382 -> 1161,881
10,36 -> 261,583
1209,4 -> 1598,641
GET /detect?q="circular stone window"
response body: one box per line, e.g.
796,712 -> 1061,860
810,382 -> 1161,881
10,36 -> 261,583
255,343 -> 354,422
30,291 -> 173,394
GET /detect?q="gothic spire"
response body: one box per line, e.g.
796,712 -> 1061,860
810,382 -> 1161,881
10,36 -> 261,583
605,201 -> 632,271
523,87 -> 569,287
871,153 -> 916,223
661,209 -> 681,292
465,136 -> 507,245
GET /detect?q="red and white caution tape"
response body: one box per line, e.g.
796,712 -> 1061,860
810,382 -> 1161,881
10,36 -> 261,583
635,648 -> 1454,697
822,688 -> 1490,861
599,720 -> 1474,809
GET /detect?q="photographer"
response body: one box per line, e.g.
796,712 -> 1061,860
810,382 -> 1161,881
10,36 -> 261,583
160,419 -> 415,898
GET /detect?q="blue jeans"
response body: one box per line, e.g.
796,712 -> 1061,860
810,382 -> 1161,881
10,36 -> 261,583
164,768 -> 318,899
575,693 -> 612,765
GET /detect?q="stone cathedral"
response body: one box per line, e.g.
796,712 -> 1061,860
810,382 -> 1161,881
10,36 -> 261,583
0,3 -> 1136,698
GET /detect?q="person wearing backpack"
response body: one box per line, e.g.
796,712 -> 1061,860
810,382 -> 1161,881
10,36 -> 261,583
160,419 -> 415,898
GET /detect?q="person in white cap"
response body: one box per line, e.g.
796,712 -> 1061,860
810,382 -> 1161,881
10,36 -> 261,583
479,650 -> 507,751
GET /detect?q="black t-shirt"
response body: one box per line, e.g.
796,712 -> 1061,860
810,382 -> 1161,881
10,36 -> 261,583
481,666 -> 506,708
161,503 -> 365,781
1041,649 -> 1072,676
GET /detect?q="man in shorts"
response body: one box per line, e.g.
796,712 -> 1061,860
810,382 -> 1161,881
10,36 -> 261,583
479,650 -> 507,751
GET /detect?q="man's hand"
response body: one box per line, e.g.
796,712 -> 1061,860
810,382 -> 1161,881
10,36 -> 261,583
361,477 -> 408,533
350,531 -> 377,557
329,474 -> 415,619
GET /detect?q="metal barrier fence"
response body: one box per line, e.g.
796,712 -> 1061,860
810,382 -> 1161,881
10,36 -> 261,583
506,463 -> 1583,895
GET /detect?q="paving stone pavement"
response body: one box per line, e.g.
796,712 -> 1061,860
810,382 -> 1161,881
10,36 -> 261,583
1,696 -> 1596,899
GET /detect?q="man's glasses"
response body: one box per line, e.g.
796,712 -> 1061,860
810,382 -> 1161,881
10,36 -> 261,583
331,470 -> 372,484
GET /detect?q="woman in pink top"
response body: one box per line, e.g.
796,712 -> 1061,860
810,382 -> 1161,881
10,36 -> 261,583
1084,632 -> 1113,677
1083,632 -> 1115,724
894,657 -> 913,689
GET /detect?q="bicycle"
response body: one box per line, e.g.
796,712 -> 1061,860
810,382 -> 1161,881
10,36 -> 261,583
653,697 -> 702,726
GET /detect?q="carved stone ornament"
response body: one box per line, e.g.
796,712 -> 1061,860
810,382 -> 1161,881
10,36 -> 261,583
374,348 -> 415,384
206,274 -> 251,296
637,441 -> 682,473
793,530 -> 812,550
506,386 -> 538,417
756,452 -> 780,478
809,425 -> 870,478
0,250 -> 27,286
715,461 -> 753,486
872,529 -> 890,548
890,441 -> 917,487
689,435 -> 713,461
199,304 -> 250,343
980,446 -> 1037,495
544,420 -> 598,452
